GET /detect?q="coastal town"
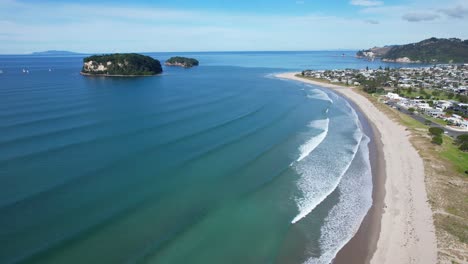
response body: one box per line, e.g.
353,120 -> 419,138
301,64 -> 468,131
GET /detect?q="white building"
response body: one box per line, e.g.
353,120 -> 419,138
386,92 -> 401,100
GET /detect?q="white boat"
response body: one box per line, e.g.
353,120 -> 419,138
22,69 -> 26,73
49,68 -> 52,72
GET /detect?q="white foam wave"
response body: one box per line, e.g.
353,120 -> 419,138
304,135 -> 373,264
297,119 -> 329,162
292,95 -> 363,224
292,130 -> 363,224
307,89 -> 333,103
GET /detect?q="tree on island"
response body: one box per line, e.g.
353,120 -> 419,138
81,53 -> 162,76
165,57 -> 199,68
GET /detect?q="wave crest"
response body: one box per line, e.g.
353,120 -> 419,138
297,119 -> 329,162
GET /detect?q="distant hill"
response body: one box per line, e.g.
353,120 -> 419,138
357,38 -> 468,63
31,50 -> 82,56
81,53 -> 163,76
165,57 -> 199,68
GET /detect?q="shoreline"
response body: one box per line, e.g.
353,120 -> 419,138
275,72 -> 437,264
332,96 -> 385,264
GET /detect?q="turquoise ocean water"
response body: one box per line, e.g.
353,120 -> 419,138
0,52 -> 406,264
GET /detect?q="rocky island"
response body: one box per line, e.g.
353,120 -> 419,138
357,37 -> 468,63
165,57 -> 199,68
81,53 -> 163,76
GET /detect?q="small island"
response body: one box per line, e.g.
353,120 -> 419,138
165,57 -> 199,68
81,53 -> 163,76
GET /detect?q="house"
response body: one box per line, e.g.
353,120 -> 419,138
386,92 -> 401,100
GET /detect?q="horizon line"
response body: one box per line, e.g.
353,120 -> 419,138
0,49 -> 361,56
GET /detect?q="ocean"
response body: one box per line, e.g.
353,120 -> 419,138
0,51 -> 402,264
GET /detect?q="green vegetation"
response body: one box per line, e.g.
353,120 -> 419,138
354,71 -> 388,94
423,114 -> 448,126
384,38 -> 468,63
429,127 -> 444,136
432,136 -> 443,145
398,87 -> 452,100
429,127 -> 444,145
460,142 -> 468,152
358,37 -> 468,63
455,135 -> 468,152
440,136 -> 468,174
165,57 -> 199,68
408,107 -> 416,114
82,53 -> 162,76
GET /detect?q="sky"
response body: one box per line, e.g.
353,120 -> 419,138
0,0 -> 467,54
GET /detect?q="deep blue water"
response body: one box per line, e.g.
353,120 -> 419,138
0,52 -> 395,264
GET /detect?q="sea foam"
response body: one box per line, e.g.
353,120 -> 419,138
291,96 -> 363,224
307,89 -> 333,103
297,119 -> 329,162
304,135 -> 373,264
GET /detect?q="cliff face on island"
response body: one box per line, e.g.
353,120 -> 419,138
357,38 -> 468,63
165,57 -> 199,68
81,53 -> 162,76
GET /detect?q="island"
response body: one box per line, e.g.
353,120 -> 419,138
357,37 -> 468,63
32,50 -> 82,56
165,57 -> 199,68
81,53 -> 163,76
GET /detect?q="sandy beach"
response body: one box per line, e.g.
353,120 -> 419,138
276,72 -> 438,264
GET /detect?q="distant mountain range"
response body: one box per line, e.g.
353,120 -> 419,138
357,38 -> 468,63
31,50 -> 83,56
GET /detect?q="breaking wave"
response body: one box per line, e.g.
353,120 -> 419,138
304,135 -> 373,264
297,119 -> 329,162
291,94 -> 363,224
307,89 -> 333,103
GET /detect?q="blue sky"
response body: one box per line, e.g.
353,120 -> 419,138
0,0 -> 467,53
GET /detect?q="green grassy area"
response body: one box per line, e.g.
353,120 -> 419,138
399,112 -> 427,129
399,88 -> 453,100
423,114 -> 449,126
396,112 -> 467,175
440,136 -> 468,175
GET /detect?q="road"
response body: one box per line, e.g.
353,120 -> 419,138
386,102 -> 468,138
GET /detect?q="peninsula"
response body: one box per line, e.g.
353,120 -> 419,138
357,37 -> 468,63
165,56 -> 199,68
81,53 -> 163,76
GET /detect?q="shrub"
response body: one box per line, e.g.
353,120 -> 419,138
460,142 -> 468,152
429,127 -> 444,136
432,135 -> 443,145
455,134 -> 468,146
